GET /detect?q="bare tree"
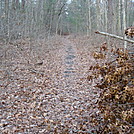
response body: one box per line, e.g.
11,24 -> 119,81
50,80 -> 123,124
87,0 -> 92,35
96,0 -> 101,31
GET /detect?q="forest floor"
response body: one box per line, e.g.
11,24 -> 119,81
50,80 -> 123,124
0,35 -> 125,133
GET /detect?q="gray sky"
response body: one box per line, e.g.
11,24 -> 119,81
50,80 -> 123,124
67,0 -> 72,4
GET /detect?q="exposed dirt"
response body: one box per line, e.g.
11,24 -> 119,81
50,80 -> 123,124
0,36 -> 101,133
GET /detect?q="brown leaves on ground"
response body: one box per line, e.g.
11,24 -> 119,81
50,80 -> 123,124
93,52 -> 106,59
0,36 -> 101,133
88,46 -> 134,134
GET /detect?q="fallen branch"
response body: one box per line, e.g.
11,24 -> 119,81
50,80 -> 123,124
95,31 -> 134,44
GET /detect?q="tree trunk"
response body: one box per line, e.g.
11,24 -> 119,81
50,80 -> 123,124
122,0 -> 127,48
118,0 -> 122,35
96,0 -> 101,30
5,0 -> 9,36
104,0 -> 108,32
107,0 -> 114,33
87,0 -> 92,36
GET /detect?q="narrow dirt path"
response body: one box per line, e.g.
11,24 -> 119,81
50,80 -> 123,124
61,37 -> 78,88
47,36 -> 100,133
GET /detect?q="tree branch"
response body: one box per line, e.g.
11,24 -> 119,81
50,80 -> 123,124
95,31 -> 134,44
58,3 -> 66,16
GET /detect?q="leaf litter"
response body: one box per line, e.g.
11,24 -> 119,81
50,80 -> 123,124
1,35 -> 132,133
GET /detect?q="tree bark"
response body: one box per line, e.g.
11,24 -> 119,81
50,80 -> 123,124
96,0 -> 101,30
87,0 -> 92,36
107,0 -> 114,33
122,0 -> 127,48
118,0 -> 122,35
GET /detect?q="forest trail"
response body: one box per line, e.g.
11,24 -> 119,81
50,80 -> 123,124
0,36 -> 100,133
42,36 -> 100,133
61,37 -> 78,88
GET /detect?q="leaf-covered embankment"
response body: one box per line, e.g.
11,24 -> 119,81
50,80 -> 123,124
88,44 -> 134,134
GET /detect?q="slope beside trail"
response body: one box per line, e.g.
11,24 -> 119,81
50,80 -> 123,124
0,36 -> 100,133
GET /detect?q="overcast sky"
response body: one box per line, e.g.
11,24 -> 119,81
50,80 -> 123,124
67,0 -> 72,4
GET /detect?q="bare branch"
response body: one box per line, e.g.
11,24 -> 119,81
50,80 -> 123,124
95,31 -> 134,44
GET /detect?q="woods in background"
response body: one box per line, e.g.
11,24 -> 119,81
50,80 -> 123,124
0,0 -> 134,42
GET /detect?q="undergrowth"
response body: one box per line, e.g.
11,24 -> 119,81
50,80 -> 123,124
88,43 -> 134,134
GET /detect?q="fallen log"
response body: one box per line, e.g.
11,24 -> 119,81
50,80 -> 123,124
95,31 -> 134,44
